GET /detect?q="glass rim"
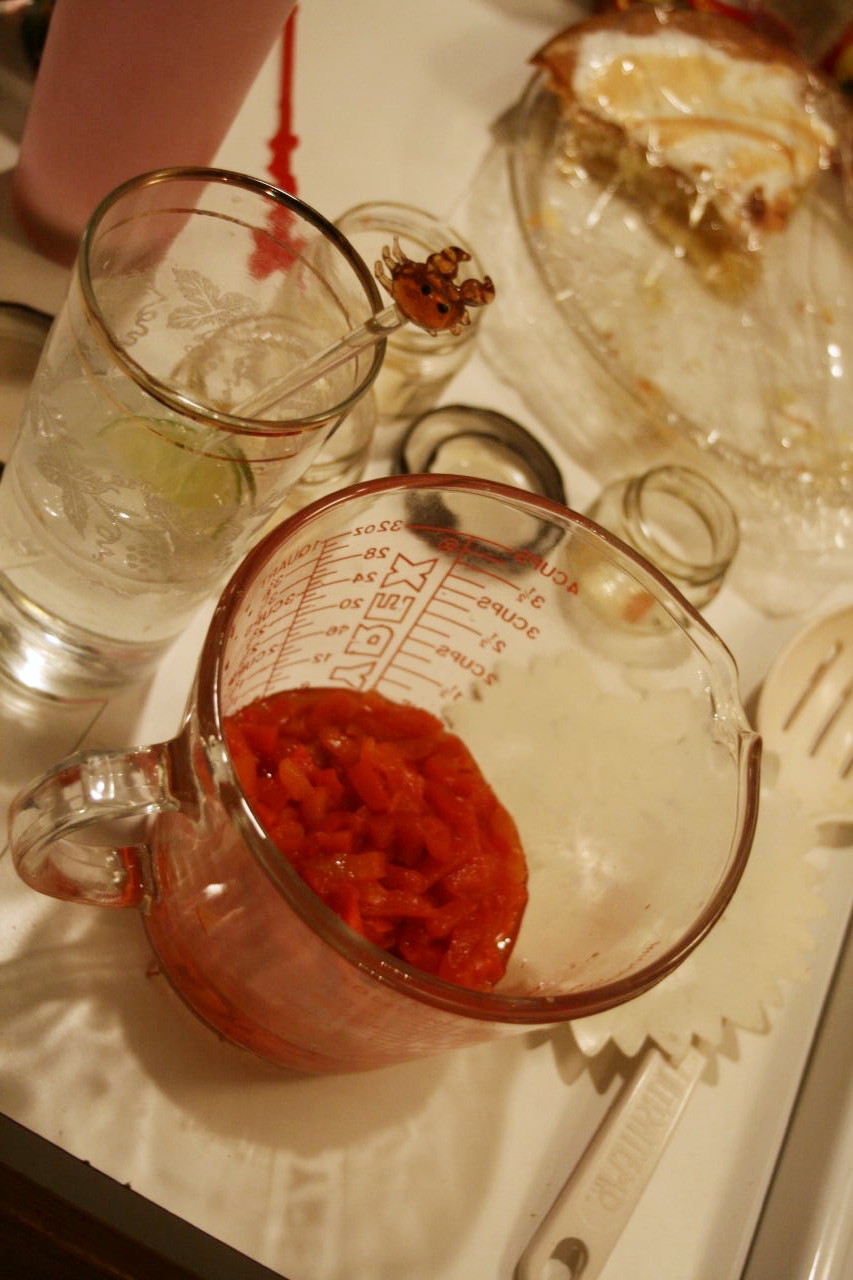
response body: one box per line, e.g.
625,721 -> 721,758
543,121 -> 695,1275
336,198 -> 481,257
196,473 -> 761,1025
78,166 -> 386,436
625,465 -> 741,583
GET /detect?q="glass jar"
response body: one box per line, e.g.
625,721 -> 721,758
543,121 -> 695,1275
266,388 -> 378,525
335,202 -> 487,419
586,465 -> 740,615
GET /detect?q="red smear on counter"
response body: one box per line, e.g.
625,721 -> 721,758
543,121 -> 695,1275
267,4 -> 300,195
225,687 -> 529,991
249,6 -> 305,280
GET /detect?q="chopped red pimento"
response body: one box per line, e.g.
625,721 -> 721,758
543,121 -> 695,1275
223,687 -> 528,991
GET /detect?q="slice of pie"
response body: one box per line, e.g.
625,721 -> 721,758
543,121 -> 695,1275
532,8 -> 844,296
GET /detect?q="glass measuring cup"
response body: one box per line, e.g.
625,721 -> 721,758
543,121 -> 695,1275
8,477 -> 761,1073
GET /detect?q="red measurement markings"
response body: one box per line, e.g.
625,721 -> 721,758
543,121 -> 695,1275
224,557 -> 325,705
414,567 -> 503,637
236,536 -> 350,697
379,563 -> 502,700
248,10 -> 308,280
413,524 -> 580,599
235,523 -> 559,706
323,547 -> 442,693
251,542 -> 429,694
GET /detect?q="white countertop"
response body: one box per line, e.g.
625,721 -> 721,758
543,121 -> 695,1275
2,4 -> 853,1279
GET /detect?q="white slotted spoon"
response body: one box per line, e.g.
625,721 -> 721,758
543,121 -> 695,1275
757,603 -> 853,830
517,604 -> 853,1280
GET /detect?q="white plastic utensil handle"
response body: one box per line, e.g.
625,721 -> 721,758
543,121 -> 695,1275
517,1042 -> 707,1280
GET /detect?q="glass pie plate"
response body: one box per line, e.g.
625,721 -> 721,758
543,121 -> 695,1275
469,73 -> 853,615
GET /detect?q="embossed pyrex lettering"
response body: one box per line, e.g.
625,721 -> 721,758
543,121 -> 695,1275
381,551 -> 437,592
328,659 -> 376,689
333,555 -> 434,679
346,623 -> 395,658
365,591 -> 415,624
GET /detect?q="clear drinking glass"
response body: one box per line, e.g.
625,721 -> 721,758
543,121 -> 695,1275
9,476 -> 760,1074
0,168 -> 384,699
270,386 -> 379,523
335,202 -> 486,419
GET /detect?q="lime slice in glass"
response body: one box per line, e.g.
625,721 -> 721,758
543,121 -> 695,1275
101,416 -> 256,512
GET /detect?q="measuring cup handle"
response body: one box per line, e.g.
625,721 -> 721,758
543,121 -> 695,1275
8,743 -> 177,909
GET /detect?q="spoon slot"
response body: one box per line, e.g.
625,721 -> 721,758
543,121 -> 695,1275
757,606 -> 853,826
777,641 -> 853,770
781,640 -> 843,733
